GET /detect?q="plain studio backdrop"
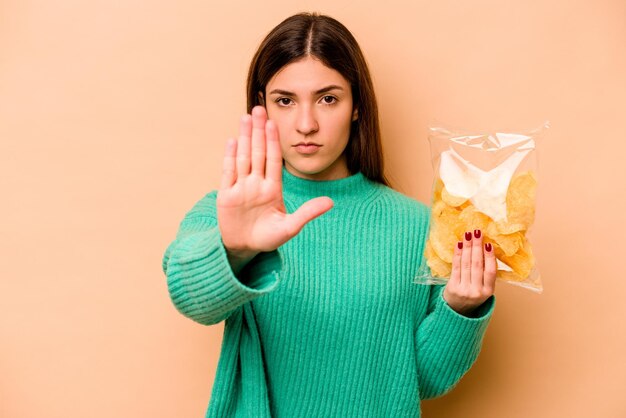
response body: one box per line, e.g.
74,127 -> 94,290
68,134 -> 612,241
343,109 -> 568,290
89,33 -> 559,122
1,1 -> 624,417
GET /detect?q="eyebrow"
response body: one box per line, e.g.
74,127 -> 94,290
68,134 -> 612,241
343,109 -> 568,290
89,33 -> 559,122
268,85 -> 344,96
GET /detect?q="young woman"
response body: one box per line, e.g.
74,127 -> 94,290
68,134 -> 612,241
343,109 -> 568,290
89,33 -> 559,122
163,12 -> 496,417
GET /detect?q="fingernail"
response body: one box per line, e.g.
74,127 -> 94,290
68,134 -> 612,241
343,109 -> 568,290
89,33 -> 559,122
474,229 -> 481,239
464,232 -> 472,241
485,243 -> 492,252
457,241 -> 463,250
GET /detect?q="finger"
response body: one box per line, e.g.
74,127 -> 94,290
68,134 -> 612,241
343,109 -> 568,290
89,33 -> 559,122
265,119 -> 283,182
449,240 -> 463,284
236,114 -> 252,177
284,197 -> 334,237
483,242 -> 497,293
460,231 -> 473,285
471,229 -> 484,287
220,137 -> 237,190
250,106 -> 267,176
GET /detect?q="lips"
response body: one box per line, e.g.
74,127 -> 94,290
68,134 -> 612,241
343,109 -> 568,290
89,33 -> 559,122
294,143 -> 322,155
294,142 -> 321,146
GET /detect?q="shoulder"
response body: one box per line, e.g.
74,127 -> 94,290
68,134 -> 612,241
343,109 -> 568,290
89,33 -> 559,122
372,184 -> 431,228
376,184 -> 429,215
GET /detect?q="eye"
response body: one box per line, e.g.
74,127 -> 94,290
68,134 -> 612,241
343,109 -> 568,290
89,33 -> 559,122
275,97 -> 293,106
321,95 -> 337,105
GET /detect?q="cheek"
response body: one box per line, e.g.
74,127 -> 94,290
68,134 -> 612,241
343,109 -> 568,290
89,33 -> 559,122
328,113 -> 353,145
274,123 -> 290,151
265,111 -> 287,143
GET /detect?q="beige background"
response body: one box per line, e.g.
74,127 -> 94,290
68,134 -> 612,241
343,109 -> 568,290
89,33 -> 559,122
1,0 -> 624,417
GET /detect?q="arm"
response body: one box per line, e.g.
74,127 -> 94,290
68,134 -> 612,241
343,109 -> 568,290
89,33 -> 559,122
163,106 -> 332,326
162,191 -> 284,326
415,284 -> 495,399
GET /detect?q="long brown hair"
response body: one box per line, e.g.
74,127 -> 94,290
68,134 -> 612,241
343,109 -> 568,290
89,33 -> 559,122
246,12 -> 393,188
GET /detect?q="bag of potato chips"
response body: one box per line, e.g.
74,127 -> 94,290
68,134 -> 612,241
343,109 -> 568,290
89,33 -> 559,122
413,121 -> 549,293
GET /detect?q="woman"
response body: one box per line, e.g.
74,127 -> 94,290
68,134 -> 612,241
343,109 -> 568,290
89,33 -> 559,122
163,12 -> 496,417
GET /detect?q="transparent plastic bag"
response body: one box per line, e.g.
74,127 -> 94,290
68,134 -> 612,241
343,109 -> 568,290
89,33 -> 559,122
413,121 -> 549,293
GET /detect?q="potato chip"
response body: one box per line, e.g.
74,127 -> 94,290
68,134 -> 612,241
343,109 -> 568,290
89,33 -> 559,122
429,219 -> 458,264
429,197 -> 467,262
430,199 -> 449,218
497,232 -> 523,257
498,270 -> 524,283
496,237 -> 535,279
425,240 -> 452,277
459,205 -> 491,233
500,171 -> 537,233
495,220 -> 527,235
432,178 -> 444,203
441,187 -> 468,207
485,223 -> 523,257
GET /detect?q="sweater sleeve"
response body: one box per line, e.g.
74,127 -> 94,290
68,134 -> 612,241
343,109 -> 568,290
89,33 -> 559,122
414,284 -> 495,399
162,191 -> 284,326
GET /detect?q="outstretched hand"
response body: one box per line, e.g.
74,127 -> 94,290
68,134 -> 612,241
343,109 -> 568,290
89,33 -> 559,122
217,106 -> 334,262
442,229 -> 497,317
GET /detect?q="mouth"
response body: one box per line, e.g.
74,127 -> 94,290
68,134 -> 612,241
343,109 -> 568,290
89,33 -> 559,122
293,143 -> 322,155
293,142 -> 322,147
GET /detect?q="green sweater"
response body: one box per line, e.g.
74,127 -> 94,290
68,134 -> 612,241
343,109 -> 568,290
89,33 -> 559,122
162,166 -> 495,417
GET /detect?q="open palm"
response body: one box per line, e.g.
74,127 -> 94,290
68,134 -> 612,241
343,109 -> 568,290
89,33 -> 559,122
217,106 -> 334,257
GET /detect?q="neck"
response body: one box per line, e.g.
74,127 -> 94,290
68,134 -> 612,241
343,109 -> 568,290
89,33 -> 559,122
281,166 -> 381,207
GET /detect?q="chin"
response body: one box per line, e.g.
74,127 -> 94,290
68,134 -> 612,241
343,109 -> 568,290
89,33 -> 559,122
286,159 -> 333,176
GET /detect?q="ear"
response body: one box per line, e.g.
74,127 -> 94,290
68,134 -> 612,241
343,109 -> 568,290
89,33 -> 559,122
352,108 -> 359,122
257,91 -> 265,106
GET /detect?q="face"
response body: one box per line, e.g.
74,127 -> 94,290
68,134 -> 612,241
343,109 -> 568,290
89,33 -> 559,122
263,56 -> 358,181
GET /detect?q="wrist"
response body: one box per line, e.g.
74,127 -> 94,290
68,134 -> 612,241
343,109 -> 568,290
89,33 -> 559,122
442,289 -> 479,317
225,247 -> 259,260
224,247 -> 259,276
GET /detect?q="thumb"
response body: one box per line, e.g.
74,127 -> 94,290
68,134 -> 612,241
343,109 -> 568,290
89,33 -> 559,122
284,197 -> 334,236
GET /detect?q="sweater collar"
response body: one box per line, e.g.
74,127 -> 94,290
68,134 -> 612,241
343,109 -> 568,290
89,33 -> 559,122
281,165 -> 378,205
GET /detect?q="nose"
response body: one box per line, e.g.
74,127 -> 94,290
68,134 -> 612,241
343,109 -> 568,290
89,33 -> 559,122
295,105 -> 319,136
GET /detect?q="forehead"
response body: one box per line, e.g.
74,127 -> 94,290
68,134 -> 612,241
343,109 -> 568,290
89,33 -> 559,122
267,56 -> 350,93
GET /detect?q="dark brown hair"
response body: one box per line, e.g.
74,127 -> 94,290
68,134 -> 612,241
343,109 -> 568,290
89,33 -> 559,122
246,12 -> 392,188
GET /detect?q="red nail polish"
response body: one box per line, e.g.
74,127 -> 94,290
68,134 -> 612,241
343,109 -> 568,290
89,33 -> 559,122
457,241 -> 463,250
474,229 -> 481,239
485,243 -> 492,252
464,232 -> 472,241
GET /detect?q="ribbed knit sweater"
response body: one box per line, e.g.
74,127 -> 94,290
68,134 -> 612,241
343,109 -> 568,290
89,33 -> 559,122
162,166 -> 495,418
